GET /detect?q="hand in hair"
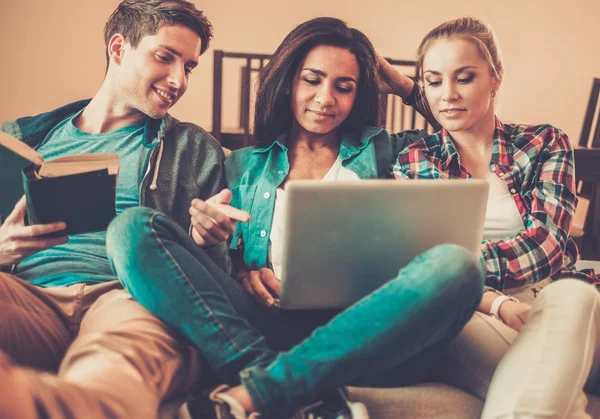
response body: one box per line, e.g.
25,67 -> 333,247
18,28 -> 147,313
376,53 -> 415,98
189,189 -> 250,247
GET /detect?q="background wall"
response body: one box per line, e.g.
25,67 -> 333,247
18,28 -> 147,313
1,0 -> 599,143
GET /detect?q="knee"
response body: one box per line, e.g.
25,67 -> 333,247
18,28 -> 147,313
536,279 -> 599,318
106,207 -> 162,288
540,278 -> 596,300
424,244 -> 484,299
106,207 -> 157,259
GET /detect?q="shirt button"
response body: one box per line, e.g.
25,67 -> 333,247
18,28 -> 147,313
510,188 -> 516,194
277,170 -> 284,175
263,192 -> 271,199
260,230 -> 267,238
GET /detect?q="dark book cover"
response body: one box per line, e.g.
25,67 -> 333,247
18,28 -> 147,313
0,145 -> 29,223
1,132 -> 118,234
22,166 -> 117,235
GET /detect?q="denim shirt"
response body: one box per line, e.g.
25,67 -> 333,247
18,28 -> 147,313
224,126 -> 426,270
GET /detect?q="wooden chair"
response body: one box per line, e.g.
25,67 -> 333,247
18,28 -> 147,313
211,50 -> 270,150
573,77 -> 600,260
211,50 -> 429,150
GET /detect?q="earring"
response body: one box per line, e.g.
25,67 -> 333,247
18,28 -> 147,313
491,91 -> 496,98
284,87 -> 290,96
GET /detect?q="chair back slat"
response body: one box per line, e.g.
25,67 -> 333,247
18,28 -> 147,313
211,50 -> 224,142
575,77 -> 600,260
580,78 -> 600,148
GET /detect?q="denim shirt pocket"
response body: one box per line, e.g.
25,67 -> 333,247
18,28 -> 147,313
229,184 -> 258,250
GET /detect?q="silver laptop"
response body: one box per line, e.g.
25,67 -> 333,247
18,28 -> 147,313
278,179 -> 489,310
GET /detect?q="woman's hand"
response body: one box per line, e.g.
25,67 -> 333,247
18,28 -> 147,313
376,53 -> 415,97
498,301 -> 531,332
479,291 -> 531,332
239,267 -> 281,308
190,189 -> 250,247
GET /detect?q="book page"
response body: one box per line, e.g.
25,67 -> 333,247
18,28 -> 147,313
38,154 -> 120,178
0,131 -> 44,165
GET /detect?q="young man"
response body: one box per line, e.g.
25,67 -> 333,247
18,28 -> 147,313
0,1 -> 231,417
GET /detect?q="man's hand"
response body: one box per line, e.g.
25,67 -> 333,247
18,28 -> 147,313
239,267 -> 280,308
377,53 -> 415,97
190,189 -> 250,247
498,301 -> 531,332
0,196 -> 68,267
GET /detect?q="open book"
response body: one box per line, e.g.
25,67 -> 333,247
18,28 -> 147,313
0,131 -> 119,235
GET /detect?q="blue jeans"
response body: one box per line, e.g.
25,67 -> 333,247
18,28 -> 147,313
106,207 -> 484,418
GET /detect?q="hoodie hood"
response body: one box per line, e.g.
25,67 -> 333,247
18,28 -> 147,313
1,98 -> 179,147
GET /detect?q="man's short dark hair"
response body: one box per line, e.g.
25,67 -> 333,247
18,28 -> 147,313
104,0 -> 213,68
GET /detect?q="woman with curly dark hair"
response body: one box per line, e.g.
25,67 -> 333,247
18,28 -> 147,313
108,17 -> 483,419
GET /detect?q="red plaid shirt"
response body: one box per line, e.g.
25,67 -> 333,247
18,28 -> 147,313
393,117 -> 599,291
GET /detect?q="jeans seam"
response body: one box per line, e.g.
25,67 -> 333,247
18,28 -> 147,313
148,213 -> 257,370
240,369 -> 269,414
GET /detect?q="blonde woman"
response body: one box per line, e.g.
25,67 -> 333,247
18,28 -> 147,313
387,16 -> 600,418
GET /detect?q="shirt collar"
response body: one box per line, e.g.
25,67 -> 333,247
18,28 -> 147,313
491,117 -> 514,170
339,126 -> 381,160
250,126 -> 382,159
439,129 -> 460,171
251,131 -> 288,154
439,116 -> 514,171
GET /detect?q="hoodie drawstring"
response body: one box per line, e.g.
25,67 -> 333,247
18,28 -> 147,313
149,139 -> 164,191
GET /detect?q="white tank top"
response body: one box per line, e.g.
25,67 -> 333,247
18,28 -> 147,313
483,194 -> 525,242
268,155 -> 359,278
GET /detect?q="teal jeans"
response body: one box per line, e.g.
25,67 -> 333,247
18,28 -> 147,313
107,207 -> 483,418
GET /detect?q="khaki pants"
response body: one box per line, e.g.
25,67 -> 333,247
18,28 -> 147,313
0,273 -> 203,419
426,280 -> 546,400
483,280 -> 600,419
430,279 -> 600,418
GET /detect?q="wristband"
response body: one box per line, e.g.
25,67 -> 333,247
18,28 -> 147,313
490,294 -> 519,322
402,81 -> 419,106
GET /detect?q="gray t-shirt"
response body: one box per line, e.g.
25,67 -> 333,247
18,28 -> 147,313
16,112 -> 155,287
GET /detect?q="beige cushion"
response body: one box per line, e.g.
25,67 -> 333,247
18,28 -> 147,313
348,384 -> 483,419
